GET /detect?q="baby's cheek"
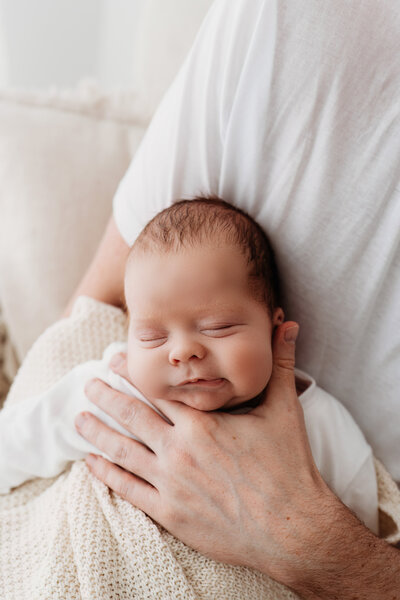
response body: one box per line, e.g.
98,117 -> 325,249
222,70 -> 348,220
127,352 -> 160,399
230,342 -> 272,394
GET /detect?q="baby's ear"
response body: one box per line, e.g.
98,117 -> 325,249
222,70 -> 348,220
272,307 -> 285,326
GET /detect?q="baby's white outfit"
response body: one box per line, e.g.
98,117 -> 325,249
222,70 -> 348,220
0,341 -> 378,535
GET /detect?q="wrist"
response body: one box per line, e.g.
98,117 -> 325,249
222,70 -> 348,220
281,487 -> 363,595
270,482 -> 400,600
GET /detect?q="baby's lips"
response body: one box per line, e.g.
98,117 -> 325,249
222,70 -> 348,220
178,377 -> 225,387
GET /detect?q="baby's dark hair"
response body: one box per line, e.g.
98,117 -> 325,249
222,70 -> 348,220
129,196 -> 282,315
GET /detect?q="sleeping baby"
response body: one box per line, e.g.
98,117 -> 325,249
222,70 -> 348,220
0,197 -> 379,534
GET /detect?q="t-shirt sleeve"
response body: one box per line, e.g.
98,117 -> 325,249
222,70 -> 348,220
112,0 -> 267,246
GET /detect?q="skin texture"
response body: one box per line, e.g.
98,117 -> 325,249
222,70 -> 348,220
63,216 -> 129,318
125,244 -> 284,411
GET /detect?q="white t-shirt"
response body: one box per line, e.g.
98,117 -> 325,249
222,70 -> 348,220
113,0 -> 400,481
0,341 -> 378,534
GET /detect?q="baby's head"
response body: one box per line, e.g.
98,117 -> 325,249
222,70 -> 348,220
124,197 -> 284,411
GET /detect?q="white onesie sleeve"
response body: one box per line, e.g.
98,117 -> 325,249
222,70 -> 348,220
299,370 -> 379,535
0,342 -> 166,494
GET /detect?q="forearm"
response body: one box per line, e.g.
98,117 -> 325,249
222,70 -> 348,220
281,490 -> 400,600
63,215 -> 130,317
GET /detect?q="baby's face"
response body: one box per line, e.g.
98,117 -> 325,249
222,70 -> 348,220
124,244 -> 283,411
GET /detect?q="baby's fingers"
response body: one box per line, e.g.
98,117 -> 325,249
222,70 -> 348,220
109,352 -> 129,379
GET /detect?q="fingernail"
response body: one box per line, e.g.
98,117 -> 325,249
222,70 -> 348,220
75,413 -> 87,429
110,354 -> 124,369
84,379 -> 97,395
284,325 -> 299,343
86,454 -> 97,466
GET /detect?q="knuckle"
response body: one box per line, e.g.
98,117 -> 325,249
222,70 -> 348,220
114,442 -> 129,464
115,479 -> 131,501
168,444 -> 196,470
163,504 -> 187,528
276,357 -> 296,371
160,504 -> 179,526
119,401 -> 137,428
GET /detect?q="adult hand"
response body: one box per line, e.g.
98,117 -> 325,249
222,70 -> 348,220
75,322 -> 400,599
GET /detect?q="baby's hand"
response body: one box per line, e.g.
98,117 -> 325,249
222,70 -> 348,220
109,352 -> 128,374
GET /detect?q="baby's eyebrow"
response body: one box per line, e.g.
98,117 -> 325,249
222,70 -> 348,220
131,317 -> 159,325
198,307 -> 246,319
130,319 -> 166,331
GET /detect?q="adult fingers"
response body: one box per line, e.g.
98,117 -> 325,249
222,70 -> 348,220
84,378 -> 172,451
273,320 -> 299,370
84,453 -> 160,518
75,411 -> 159,485
269,320 -> 298,389
255,321 -> 299,414
148,396 -> 204,425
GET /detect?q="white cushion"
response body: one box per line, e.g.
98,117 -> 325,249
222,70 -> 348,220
0,0 -> 216,363
0,82 -> 146,361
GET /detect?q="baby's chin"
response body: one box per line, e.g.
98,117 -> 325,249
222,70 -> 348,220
152,386 -> 256,412
173,395 -> 230,411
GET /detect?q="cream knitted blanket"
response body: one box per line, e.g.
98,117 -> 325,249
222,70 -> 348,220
1,297 -> 399,600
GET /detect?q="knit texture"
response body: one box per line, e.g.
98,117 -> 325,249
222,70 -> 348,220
1,296 -> 399,599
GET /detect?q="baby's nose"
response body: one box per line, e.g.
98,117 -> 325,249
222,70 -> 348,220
168,337 -> 206,364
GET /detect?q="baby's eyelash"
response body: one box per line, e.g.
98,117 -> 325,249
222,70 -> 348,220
138,336 -> 168,349
201,324 -> 239,336
201,323 -> 237,330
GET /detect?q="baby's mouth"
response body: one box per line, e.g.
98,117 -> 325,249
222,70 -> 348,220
178,378 -> 225,388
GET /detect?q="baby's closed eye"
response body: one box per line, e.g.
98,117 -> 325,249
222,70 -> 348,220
136,330 -> 168,347
200,324 -> 242,337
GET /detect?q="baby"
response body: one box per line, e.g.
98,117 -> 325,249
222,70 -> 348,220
124,196 -> 284,413
0,197 -> 379,534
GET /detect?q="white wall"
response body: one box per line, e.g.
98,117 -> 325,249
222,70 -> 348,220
0,0 -> 144,90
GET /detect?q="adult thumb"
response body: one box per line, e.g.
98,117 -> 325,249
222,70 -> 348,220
260,321 -> 299,410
